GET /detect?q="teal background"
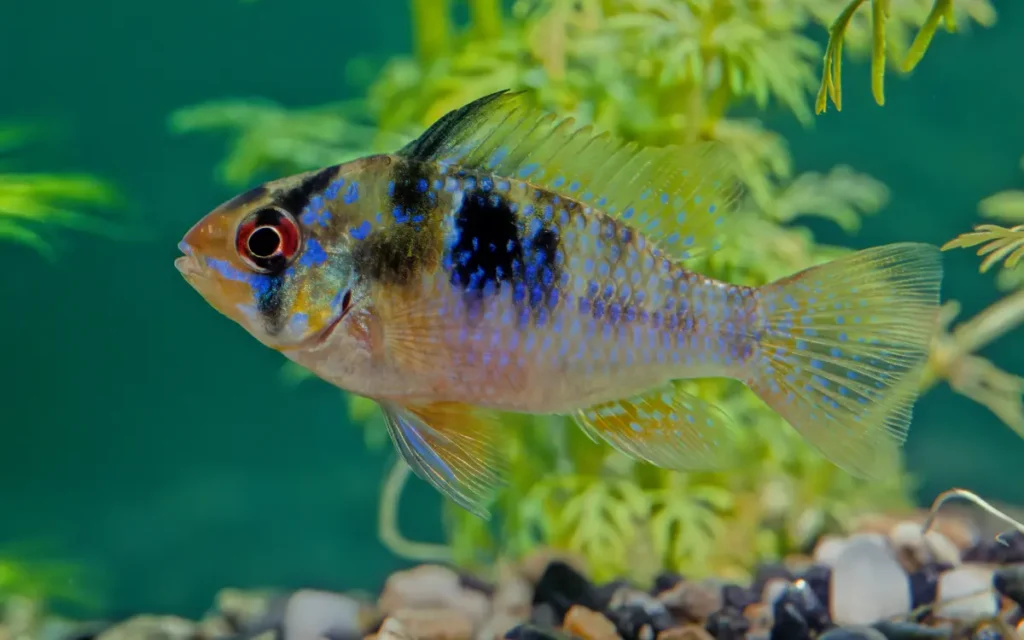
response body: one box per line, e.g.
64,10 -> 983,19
1,0 -> 1023,621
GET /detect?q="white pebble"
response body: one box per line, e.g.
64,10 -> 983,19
830,534 -> 911,625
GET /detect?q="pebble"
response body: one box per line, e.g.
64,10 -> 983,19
378,564 -> 490,630
503,625 -> 561,640
743,603 -> 772,635
373,617 -> 411,640
215,587 -> 287,634
813,536 -> 848,568
871,620 -> 952,640
933,565 -> 998,621
888,522 -> 960,574
94,615 -> 198,640
386,608 -> 474,640
751,565 -> 792,602
818,627 -> 888,640
797,566 -> 831,611
657,580 -> 722,623
830,534 -> 912,625
720,584 -> 755,611
283,589 -> 364,640
993,564 -> 1024,606
562,605 -> 620,640
704,608 -> 749,640
651,573 -> 684,595
656,625 -> 713,640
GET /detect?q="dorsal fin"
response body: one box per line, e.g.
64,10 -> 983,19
397,90 -> 744,260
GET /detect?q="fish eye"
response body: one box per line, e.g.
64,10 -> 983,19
235,206 -> 301,273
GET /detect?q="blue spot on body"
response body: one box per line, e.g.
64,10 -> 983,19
325,178 -> 345,200
299,238 -> 329,267
344,182 -> 360,204
350,220 -> 372,241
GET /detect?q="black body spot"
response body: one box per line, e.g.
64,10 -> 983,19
388,158 -> 434,226
350,159 -> 441,287
446,181 -> 563,325
255,273 -> 286,335
276,164 -> 340,215
449,189 -> 522,295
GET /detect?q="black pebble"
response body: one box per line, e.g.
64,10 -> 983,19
532,561 -> 602,623
504,624 -> 567,640
652,572 -> 684,595
770,583 -> 830,640
871,620 -> 952,640
907,563 -> 951,615
721,583 -> 757,610
605,604 -> 665,640
705,607 -> 750,640
963,531 -> 1024,564
995,564 -> 1024,607
796,565 -> 832,611
752,564 -> 794,601
530,603 -> 560,629
593,579 -> 633,611
819,627 -> 887,640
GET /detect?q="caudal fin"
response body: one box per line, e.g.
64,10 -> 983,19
747,243 -> 943,478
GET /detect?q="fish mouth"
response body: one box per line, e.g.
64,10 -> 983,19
174,255 -> 206,282
175,241 -> 207,282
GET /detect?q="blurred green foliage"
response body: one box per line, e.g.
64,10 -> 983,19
816,0 -> 995,113
0,540 -> 100,617
0,124 -> 126,259
176,0 -> 1015,583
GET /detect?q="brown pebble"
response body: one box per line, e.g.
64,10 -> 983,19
563,605 -> 621,640
657,580 -> 722,623
367,616 -> 412,640
214,588 -> 282,631
379,565 -> 463,614
743,603 -> 773,635
656,625 -> 714,640
95,615 -> 199,640
196,615 -> 233,640
388,608 -> 474,640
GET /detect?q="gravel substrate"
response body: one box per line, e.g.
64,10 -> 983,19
7,513 -> 1024,640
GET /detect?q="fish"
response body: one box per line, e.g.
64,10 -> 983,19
175,90 -> 943,518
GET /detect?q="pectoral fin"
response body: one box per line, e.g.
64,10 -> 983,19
380,401 -> 508,519
573,382 -> 739,470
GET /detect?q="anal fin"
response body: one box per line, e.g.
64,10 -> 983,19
573,383 -> 739,470
381,401 -> 508,518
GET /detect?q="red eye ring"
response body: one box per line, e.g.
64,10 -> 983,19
235,206 -> 301,273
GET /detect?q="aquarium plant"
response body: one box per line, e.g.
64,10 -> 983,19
0,124 -> 125,259
173,0 -> 1018,583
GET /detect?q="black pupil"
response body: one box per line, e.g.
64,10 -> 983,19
248,226 -> 281,258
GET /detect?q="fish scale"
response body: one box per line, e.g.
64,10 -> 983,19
176,89 -> 944,519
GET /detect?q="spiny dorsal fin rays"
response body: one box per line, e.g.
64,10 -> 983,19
397,90 -> 744,261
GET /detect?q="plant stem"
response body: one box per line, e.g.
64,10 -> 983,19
378,459 -> 452,563
410,0 -> 453,64
469,0 -> 503,40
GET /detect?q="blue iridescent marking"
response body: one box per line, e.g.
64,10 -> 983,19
300,238 -> 329,267
519,163 -> 540,178
325,178 -> 345,200
344,182 -> 360,204
350,220 -> 372,241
